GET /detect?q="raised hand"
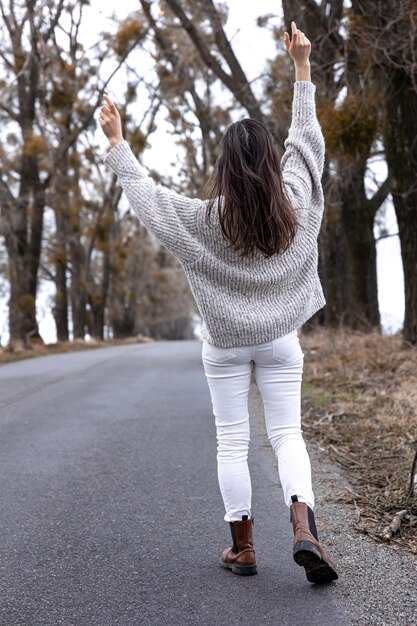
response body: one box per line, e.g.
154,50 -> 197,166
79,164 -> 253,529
284,21 -> 311,81
98,94 -> 124,148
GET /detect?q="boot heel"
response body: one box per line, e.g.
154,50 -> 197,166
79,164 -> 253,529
293,541 -> 338,584
293,540 -> 322,563
231,563 -> 257,576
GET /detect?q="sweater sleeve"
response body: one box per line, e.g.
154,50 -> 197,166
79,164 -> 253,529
103,141 -> 203,265
280,81 -> 325,223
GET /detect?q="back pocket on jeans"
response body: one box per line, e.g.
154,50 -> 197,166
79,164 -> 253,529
271,330 -> 304,366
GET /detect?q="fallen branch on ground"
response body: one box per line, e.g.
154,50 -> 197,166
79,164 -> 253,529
382,509 -> 408,540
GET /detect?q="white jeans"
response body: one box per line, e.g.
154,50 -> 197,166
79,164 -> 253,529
202,329 -> 314,522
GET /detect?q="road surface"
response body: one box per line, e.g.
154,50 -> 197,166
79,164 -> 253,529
0,341 -> 351,625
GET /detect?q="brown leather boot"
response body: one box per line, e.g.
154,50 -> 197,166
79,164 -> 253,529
290,495 -> 338,584
220,515 -> 257,576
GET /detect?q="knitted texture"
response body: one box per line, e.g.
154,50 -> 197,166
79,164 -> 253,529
103,81 -> 326,348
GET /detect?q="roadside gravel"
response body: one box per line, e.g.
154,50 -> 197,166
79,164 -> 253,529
250,382 -> 417,626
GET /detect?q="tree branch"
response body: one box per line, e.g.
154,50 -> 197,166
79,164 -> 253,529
44,0 -> 65,43
0,167 -> 16,205
367,178 -> 391,215
162,0 -> 285,143
0,101 -> 20,121
375,231 -> 399,242
0,1 -> 14,36
204,0 -> 260,101
162,0 -> 234,88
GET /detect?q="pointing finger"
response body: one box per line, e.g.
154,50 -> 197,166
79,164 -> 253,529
103,94 -> 116,110
291,21 -> 298,37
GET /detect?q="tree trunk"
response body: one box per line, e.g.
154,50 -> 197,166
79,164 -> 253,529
52,165 -> 70,342
340,165 -> 381,330
68,156 -> 87,340
53,260 -> 69,342
318,182 -> 350,328
69,238 -> 87,340
384,73 -> 417,345
8,257 -> 38,344
87,251 -> 111,341
3,154 -> 45,345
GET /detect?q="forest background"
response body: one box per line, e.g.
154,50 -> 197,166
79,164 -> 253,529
0,0 -> 415,348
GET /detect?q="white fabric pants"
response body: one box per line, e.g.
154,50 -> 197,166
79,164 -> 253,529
202,329 -> 315,522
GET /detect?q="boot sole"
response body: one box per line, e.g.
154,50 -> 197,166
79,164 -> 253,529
220,558 -> 257,576
293,541 -> 338,584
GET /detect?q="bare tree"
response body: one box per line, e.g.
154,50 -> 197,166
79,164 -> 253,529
0,0 -> 66,346
350,0 -> 417,346
41,4 -> 148,340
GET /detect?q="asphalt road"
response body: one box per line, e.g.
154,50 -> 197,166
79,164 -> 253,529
0,341 -> 351,626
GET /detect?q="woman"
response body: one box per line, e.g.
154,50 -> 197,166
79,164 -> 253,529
99,21 -> 338,585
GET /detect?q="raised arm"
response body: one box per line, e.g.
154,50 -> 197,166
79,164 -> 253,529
98,95 -> 203,265
281,23 -> 325,218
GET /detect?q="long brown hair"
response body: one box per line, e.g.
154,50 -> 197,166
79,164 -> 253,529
204,118 -> 299,259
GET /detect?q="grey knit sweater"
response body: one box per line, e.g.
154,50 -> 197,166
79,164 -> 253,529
104,81 -> 326,348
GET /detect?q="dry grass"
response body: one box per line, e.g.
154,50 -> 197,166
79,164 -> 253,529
0,336 -> 155,365
300,327 -> 417,554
